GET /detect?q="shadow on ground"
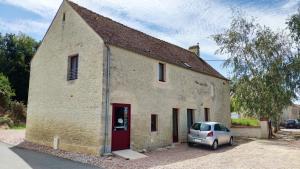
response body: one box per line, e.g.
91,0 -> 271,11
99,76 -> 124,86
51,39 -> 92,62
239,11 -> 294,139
258,130 -> 300,149
9,145 -> 101,169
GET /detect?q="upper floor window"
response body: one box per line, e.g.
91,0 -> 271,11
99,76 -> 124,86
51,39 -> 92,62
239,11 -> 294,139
158,63 -> 166,82
68,54 -> 78,81
63,12 -> 66,22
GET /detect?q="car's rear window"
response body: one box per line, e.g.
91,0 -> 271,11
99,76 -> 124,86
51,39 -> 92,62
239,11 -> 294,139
191,123 -> 211,131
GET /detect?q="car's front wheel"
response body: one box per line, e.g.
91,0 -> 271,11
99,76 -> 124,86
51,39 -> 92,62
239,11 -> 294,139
212,140 -> 218,150
229,137 -> 233,146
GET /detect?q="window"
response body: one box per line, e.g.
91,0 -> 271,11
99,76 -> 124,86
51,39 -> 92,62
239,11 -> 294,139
191,123 -> 211,131
63,12 -> 66,22
220,124 -> 227,132
68,54 -> 78,80
200,123 -> 211,131
158,63 -> 166,82
151,114 -> 158,132
204,108 -> 210,121
113,107 -> 129,131
214,124 -> 221,131
191,123 -> 200,130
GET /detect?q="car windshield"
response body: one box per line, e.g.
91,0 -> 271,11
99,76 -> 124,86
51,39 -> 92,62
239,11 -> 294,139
287,120 -> 295,123
191,123 -> 211,131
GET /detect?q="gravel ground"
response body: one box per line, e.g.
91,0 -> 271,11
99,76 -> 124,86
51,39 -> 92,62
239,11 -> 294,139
0,129 -> 300,169
0,129 -> 25,145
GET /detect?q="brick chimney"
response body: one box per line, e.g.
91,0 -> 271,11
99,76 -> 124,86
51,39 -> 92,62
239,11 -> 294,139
188,43 -> 200,57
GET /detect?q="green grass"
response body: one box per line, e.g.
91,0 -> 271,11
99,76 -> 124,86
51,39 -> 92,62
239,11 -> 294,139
231,118 -> 260,127
10,123 -> 26,130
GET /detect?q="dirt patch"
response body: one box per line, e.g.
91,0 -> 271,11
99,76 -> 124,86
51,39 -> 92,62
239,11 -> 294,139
0,129 -> 25,145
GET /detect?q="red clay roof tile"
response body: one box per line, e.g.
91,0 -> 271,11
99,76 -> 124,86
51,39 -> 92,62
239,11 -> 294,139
67,0 -> 227,80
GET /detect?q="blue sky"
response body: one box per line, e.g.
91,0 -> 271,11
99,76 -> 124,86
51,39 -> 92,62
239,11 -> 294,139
0,0 -> 299,92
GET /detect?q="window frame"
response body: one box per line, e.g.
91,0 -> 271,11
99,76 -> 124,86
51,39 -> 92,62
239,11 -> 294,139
158,62 -> 166,82
151,114 -> 158,132
67,54 -> 79,81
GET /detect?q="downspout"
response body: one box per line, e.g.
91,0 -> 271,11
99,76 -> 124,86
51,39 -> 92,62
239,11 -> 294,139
103,44 -> 111,154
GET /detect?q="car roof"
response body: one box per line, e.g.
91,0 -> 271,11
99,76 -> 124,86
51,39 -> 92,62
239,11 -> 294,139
195,121 -> 220,125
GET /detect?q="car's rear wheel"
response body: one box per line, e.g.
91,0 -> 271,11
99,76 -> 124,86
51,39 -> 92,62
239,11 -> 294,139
229,137 -> 233,146
212,140 -> 218,150
188,142 -> 193,147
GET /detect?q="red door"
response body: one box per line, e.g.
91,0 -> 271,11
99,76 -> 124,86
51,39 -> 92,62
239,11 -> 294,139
111,104 -> 131,151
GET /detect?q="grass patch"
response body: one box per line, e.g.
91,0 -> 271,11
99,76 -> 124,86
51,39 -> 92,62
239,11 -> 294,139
10,123 -> 26,129
231,118 -> 260,127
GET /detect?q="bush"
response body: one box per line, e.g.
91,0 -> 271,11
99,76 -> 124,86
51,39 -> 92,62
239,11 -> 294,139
0,73 -> 15,108
0,114 -> 14,127
231,118 -> 260,127
8,101 -> 27,124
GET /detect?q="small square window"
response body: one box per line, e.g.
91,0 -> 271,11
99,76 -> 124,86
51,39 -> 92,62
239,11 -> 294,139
158,63 -> 166,82
151,114 -> 158,132
68,54 -> 78,81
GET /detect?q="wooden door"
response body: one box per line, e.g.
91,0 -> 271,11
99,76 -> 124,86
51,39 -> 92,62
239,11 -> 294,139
204,108 -> 210,121
172,109 -> 179,142
187,109 -> 194,132
111,104 -> 131,151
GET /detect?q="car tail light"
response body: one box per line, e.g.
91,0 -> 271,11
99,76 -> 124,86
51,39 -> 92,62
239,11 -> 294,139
207,131 -> 213,137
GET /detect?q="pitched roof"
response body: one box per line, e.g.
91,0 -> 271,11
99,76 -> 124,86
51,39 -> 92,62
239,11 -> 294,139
67,0 -> 227,80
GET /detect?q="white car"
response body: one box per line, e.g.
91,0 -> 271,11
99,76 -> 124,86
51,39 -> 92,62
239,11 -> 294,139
188,122 -> 233,150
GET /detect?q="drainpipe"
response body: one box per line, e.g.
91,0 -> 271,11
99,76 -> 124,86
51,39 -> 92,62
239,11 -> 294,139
103,44 -> 111,154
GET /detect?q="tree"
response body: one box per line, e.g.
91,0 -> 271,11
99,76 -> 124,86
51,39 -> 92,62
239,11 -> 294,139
0,33 -> 39,104
213,15 -> 300,138
0,73 -> 15,109
287,9 -> 300,88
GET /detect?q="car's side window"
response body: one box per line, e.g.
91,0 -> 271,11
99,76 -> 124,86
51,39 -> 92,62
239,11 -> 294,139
226,128 -> 230,132
191,123 -> 200,130
214,124 -> 221,131
220,125 -> 227,132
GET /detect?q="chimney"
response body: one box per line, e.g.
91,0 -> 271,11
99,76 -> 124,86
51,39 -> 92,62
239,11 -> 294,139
188,43 -> 200,57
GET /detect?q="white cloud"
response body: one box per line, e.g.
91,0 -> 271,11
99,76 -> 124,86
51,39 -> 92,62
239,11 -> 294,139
0,0 -> 299,60
0,0 -> 61,18
0,18 -> 48,35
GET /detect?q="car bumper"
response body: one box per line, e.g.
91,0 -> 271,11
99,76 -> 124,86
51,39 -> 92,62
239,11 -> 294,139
188,134 -> 214,146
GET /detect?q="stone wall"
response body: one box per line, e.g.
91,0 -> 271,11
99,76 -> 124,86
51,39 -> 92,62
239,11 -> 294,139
26,1 -> 104,155
281,105 -> 300,122
231,121 -> 268,139
106,45 -> 230,152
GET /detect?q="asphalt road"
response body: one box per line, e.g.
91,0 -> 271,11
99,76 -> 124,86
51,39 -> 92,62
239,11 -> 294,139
0,142 -> 101,169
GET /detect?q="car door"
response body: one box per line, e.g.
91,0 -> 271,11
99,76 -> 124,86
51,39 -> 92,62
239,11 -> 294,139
221,125 -> 231,143
214,124 -> 225,144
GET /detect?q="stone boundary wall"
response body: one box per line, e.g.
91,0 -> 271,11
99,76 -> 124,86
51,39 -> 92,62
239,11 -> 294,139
231,121 -> 268,139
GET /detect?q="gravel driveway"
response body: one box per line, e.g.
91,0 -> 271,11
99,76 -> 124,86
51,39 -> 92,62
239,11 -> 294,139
1,129 -> 300,169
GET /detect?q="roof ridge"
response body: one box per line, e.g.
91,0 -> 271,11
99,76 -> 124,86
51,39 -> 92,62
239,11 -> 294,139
67,0 -> 199,56
66,0 -> 228,80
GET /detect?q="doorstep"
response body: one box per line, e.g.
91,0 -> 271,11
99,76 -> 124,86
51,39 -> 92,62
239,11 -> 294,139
112,149 -> 148,160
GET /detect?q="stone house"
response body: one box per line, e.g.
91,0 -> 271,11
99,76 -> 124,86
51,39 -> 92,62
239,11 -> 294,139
281,104 -> 300,122
26,0 -> 230,155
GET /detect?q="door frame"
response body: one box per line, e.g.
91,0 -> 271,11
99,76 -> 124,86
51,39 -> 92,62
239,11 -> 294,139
111,103 -> 131,151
